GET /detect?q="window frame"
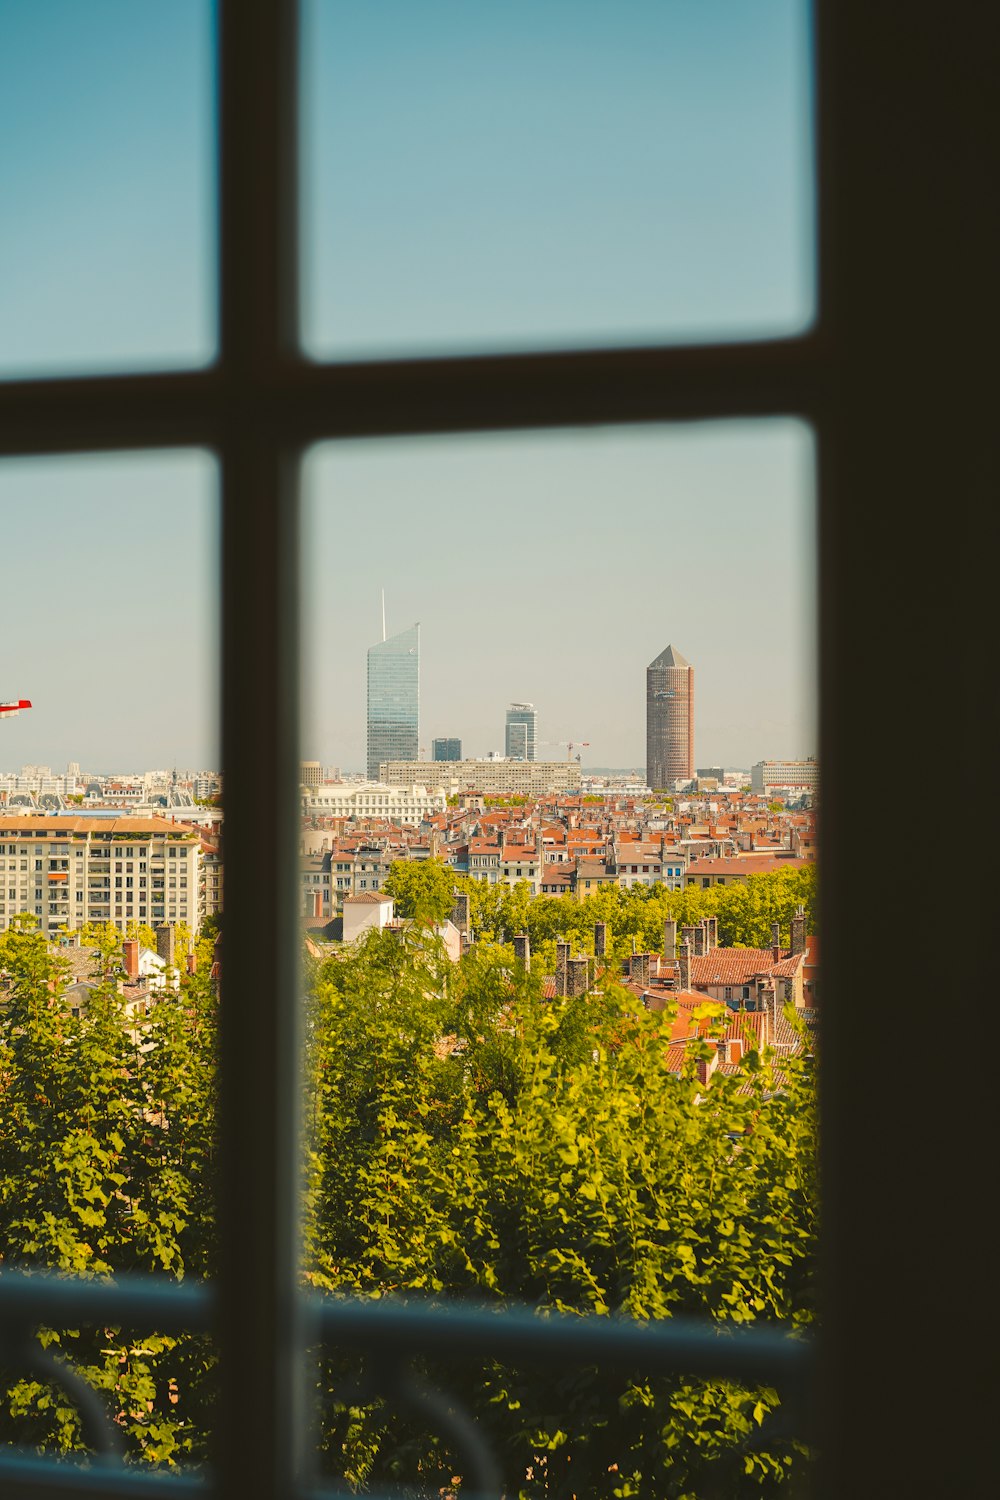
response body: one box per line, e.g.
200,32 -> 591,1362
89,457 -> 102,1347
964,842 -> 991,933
0,2 -> 996,1498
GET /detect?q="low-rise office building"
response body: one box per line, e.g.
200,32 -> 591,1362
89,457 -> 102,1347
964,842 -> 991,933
379,760 -> 582,796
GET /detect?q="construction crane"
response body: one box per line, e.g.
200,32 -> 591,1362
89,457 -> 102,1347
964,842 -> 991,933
0,699 -> 31,719
539,739 -> 590,763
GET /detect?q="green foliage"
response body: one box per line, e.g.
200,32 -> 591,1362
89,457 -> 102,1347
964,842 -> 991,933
0,923 -> 218,1464
302,935 -> 818,1495
466,865 -> 815,962
0,893 -> 817,1493
382,858 -> 457,926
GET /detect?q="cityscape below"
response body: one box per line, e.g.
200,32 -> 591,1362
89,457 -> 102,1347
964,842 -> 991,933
1,636 -> 816,939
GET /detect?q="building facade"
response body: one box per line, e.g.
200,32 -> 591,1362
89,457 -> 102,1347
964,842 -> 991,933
378,759 -> 582,797
432,738 -> 462,761
750,759 -> 820,794
304,782 -> 447,823
0,816 -> 201,934
504,702 -> 537,761
366,623 -> 419,780
646,644 -> 694,789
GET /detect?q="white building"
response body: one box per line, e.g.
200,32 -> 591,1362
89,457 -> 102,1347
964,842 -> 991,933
342,892 -> 395,944
304,782 -> 447,823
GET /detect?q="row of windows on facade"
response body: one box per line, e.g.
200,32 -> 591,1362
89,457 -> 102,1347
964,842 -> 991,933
0,846 -> 192,858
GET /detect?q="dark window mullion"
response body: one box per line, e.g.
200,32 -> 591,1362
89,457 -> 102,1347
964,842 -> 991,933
216,4 -> 304,1500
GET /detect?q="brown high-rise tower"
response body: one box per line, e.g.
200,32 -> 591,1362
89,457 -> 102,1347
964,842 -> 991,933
646,644 -> 694,789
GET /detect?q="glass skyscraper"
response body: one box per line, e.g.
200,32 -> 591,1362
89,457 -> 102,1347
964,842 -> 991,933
505,702 -> 537,761
367,624 -> 419,780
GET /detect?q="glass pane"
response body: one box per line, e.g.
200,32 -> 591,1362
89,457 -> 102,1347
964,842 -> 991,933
299,422 -> 819,1493
303,0 -> 814,359
0,1 -> 215,377
0,452 -> 219,1470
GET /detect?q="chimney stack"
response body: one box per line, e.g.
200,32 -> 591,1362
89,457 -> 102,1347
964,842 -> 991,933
594,921 -> 607,959
156,922 -> 176,968
122,939 -> 139,981
705,915 -> 718,950
632,952 -> 650,988
451,889 -> 470,935
512,932 -> 531,971
791,905 -> 807,956
663,918 -> 677,959
693,922 -> 707,957
567,956 -> 590,997
186,952 -> 197,975
555,940 -> 570,997
771,921 -> 782,963
678,940 -> 691,992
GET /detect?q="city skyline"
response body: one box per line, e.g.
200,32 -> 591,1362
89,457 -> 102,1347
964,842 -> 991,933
2,5 -> 815,777
0,426 -> 815,775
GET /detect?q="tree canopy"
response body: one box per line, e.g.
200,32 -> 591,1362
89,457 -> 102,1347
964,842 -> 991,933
0,889 -> 818,1494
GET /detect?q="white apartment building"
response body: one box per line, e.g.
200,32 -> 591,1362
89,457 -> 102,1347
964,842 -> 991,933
378,760 -> 583,797
0,765 -> 80,797
304,782 -> 447,823
0,816 -> 201,935
750,758 -> 820,794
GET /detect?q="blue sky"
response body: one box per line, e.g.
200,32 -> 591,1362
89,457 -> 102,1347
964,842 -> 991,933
1,1 -> 815,774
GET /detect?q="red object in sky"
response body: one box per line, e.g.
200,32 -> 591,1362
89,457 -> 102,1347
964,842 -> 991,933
0,699 -> 32,717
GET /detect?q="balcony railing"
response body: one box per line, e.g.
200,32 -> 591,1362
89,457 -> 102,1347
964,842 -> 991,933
0,1271 -> 814,1499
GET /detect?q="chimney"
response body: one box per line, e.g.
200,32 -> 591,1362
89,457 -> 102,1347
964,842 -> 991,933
693,922 -> 707,957
122,939 -> 139,981
594,920 -> 607,959
706,915 -> 718,950
663,918 -> 677,959
771,921 -> 782,963
156,923 -> 176,968
791,904 -> 807,956
632,952 -> 649,988
186,952 -> 197,975
678,940 -> 691,992
555,940 -> 570,997
567,956 -> 590,997
512,933 -> 531,971
681,925 -> 697,960
696,1049 -> 718,1087
451,889 -> 470,934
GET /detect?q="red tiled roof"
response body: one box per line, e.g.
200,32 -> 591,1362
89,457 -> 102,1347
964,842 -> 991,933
690,948 -> 790,986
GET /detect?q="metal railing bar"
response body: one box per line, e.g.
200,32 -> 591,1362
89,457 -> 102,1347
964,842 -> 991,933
0,337 -> 829,459
0,1275 -> 211,1331
0,1459 -> 507,1500
0,1453 -> 207,1499
0,1271 -> 811,1387
314,1300 -> 813,1386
